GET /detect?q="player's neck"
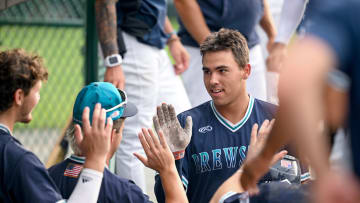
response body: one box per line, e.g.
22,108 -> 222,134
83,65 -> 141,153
0,109 -> 16,133
214,92 -> 250,124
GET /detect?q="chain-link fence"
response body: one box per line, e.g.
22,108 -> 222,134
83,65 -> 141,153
0,0 -> 87,163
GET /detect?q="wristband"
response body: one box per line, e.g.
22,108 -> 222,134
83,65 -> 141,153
173,150 -> 185,160
167,31 -> 180,45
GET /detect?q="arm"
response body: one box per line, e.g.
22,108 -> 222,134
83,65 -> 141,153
260,0 -> 277,52
153,104 -> 193,202
164,17 -> 190,75
267,0 -> 308,72
173,0 -> 211,45
134,128 -> 188,203
240,37 -> 333,191
95,0 -> 125,89
68,104 -> 113,202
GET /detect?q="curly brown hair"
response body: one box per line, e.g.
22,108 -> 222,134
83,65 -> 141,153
200,28 -> 249,68
0,49 -> 48,112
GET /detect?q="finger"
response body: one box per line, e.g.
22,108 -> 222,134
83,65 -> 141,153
250,123 -> 258,146
158,130 -> 168,149
157,105 -> 165,127
168,104 -> 177,122
270,150 -> 288,165
81,107 -> 91,135
184,116 -> 193,136
162,103 -> 171,124
110,129 -> 116,143
91,103 -> 101,128
268,119 -> 275,132
183,52 -> 190,70
138,132 -> 150,153
133,153 -> 148,167
258,119 -> 270,139
248,186 -> 260,196
142,128 -> 156,151
105,117 -> 113,137
74,124 -> 83,146
174,65 -> 181,75
148,128 -> 161,149
153,115 -> 162,135
98,108 -> 106,130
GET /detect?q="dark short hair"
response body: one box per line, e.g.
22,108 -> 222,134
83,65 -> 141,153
200,28 -> 249,68
0,49 -> 48,112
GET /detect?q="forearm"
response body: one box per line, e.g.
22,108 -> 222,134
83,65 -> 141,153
260,0 -> 277,41
159,166 -> 188,203
67,168 -> 104,203
164,17 -> 175,34
95,0 -> 118,57
266,38 -> 334,176
275,0 -> 307,44
155,159 -> 185,203
174,0 -> 211,45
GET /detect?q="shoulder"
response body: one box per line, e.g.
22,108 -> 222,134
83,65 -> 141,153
48,159 -> 69,175
253,99 -> 277,117
0,131 -> 35,168
104,169 -> 144,193
103,169 -> 150,201
177,101 -> 212,123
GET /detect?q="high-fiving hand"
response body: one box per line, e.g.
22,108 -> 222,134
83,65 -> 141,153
153,103 -> 192,158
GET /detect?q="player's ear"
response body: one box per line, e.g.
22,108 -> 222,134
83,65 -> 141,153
14,88 -> 25,106
242,64 -> 251,79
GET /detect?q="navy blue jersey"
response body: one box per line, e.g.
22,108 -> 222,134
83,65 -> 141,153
0,125 -> 64,203
48,155 -> 151,203
155,97 -> 277,203
223,182 -> 310,203
306,0 -> 360,178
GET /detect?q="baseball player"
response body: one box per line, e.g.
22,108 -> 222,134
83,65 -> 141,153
48,82 -> 188,203
0,49 -> 112,202
154,29 -> 306,203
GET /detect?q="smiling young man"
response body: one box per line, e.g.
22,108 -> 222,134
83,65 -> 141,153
154,29 -> 282,203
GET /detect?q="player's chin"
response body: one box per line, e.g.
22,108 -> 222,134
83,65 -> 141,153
20,114 -> 33,124
211,98 -> 227,107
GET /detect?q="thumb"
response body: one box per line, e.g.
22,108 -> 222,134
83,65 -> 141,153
184,116 -> 193,136
134,153 -> 148,167
74,124 -> 83,146
270,150 -> 288,165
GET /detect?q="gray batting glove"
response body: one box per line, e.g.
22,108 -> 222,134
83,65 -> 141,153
153,103 -> 192,157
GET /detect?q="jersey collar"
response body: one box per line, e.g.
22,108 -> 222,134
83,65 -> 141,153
69,154 -> 109,169
210,96 -> 254,132
69,154 -> 85,164
0,123 -> 12,135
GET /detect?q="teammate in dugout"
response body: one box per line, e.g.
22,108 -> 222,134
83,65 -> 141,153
0,49 -> 113,203
48,82 -> 188,203
154,29 -> 308,203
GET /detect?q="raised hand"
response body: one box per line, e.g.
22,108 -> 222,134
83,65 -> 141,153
134,128 -> 175,173
74,103 -> 113,172
240,119 -> 287,194
153,103 -> 192,156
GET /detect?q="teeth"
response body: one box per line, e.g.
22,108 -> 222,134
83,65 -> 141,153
212,89 -> 221,93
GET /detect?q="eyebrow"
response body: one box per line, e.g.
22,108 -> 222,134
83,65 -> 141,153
202,65 -> 229,71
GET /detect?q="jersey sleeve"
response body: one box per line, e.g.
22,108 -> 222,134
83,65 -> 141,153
10,152 -> 63,203
307,3 -> 353,74
124,179 -> 152,203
